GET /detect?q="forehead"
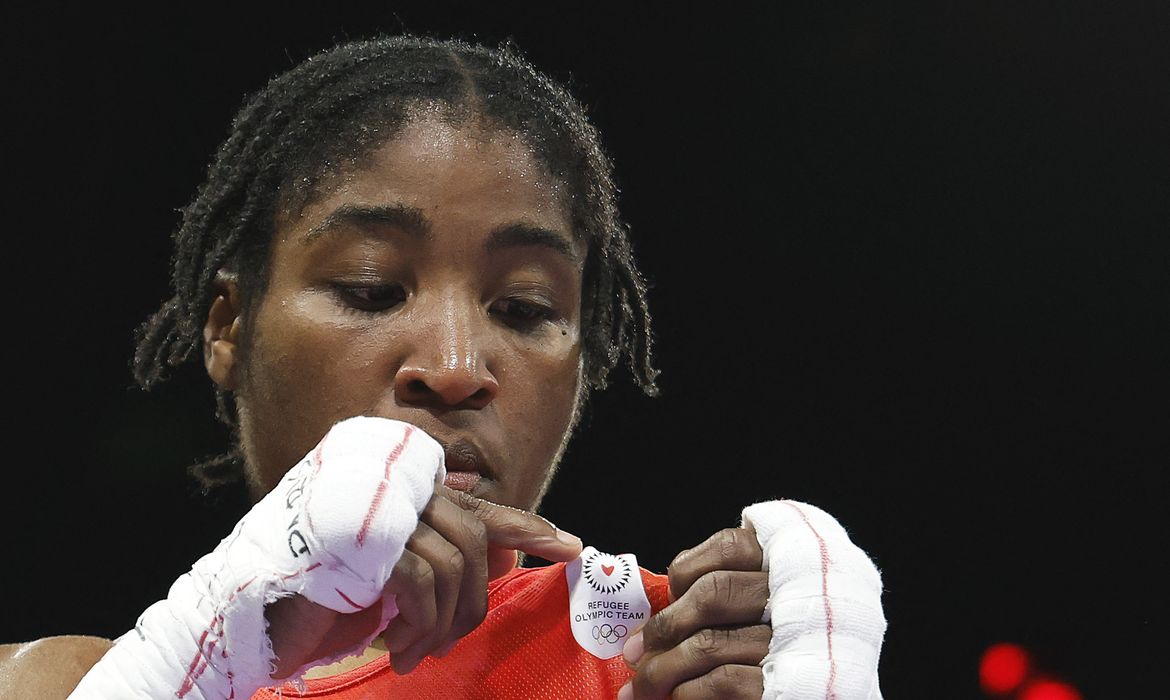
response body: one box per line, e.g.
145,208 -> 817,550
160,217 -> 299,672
276,116 -> 576,249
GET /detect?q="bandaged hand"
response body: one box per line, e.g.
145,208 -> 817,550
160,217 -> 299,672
621,500 -> 885,700
69,416 -> 583,700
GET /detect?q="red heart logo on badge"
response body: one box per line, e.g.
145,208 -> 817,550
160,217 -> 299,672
601,564 -> 615,576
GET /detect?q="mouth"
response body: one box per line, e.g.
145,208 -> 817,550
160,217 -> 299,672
435,437 -> 493,495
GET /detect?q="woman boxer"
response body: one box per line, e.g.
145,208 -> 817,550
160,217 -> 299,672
0,36 -> 885,699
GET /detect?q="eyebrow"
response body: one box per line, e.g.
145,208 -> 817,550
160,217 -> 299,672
302,203 -> 578,263
302,203 -> 430,244
485,223 -> 579,263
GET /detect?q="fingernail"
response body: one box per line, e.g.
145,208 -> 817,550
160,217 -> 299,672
622,631 -> 644,665
616,682 -> 634,700
555,528 -> 582,547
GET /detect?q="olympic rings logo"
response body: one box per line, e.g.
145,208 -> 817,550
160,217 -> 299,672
592,623 -> 629,645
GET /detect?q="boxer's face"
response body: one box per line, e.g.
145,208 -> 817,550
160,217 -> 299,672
214,116 -> 585,512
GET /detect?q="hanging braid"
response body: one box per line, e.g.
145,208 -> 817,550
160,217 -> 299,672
132,36 -> 659,487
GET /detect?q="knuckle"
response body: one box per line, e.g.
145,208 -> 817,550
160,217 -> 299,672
695,570 -> 735,611
716,528 -> 744,560
396,550 -> 422,578
695,571 -> 719,602
631,656 -> 666,696
667,527 -> 754,599
706,664 -> 750,694
644,609 -> 676,648
715,570 -> 737,606
666,547 -> 693,580
674,666 -> 749,700
414,559 -> 436,590
445,546 -> 466,575
457,489 -> 487,516
688,628 -> 725,658
462,515 -> 489,551
667,549 -> 700,598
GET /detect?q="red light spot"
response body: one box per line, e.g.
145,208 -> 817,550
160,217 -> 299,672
979,642 -> 1031,694
1018,679 -> 1082,700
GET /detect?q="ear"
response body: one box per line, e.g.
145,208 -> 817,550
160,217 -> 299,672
203,271 -> 243,391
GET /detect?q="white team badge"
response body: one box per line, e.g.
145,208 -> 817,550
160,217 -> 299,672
565,546 -> 652,659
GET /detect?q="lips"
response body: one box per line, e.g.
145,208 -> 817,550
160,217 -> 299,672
437,437 -> 492,495
443,471 -> 483,492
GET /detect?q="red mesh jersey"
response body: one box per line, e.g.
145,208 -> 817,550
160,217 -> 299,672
252,563 -> 670,699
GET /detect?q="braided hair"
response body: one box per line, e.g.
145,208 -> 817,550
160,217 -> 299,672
132,36 -> 658,486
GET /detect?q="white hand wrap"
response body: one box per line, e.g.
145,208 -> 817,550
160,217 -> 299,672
70,416 -> 443,700
742,500 -> 886,700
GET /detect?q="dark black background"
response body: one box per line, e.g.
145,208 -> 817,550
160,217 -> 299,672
7,3 -> 1167,698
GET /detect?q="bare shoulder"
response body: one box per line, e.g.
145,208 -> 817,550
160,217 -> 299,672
0,636 -> 113,700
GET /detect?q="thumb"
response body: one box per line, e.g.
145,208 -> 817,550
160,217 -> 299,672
487,546 -> 519,581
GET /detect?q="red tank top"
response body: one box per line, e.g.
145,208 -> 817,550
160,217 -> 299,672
251,563 -> 670,699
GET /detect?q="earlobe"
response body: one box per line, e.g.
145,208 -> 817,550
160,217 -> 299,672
204,274 -> 242,391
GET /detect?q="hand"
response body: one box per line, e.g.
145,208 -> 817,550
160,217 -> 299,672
267,486 -> 583,677
67,417 -> 584,700
620,527 -> 769,700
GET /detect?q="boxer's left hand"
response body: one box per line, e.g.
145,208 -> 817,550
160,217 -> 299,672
619,526 -> 769,700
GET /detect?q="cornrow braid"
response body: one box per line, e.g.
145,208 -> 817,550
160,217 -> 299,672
133,35 -> 659,487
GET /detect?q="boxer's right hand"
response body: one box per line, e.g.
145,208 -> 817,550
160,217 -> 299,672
266,485 -> 583,678
70,416 -> 582,699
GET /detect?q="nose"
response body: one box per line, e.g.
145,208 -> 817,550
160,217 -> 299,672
393,297 -> 500,411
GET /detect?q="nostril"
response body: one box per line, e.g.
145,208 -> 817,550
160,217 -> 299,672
395,368 -> 498,409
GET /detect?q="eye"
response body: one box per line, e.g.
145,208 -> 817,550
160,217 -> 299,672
490,297 -> 557,329
332,284 -> 407,312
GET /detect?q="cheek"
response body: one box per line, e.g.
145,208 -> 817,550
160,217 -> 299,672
497,344 -> 583,486
238,302 -> 387,488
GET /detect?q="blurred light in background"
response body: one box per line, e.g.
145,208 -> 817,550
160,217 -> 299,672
1016,679 -> 1083,700
980,642 -> 1031,694
980,643 -> 1082,700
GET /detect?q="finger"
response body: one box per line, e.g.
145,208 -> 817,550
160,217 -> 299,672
667,527 -> 763,601
670,664 -> 765,700
437,485 -> 583,562
487,546 -> 519,581
417,495 -> 490,644
265,595 -> 333,678
382,550 -> 437,673
400,521 -> 462,659
642,570 -> 769,654
626,625 -> 770,699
